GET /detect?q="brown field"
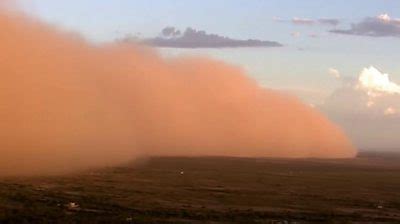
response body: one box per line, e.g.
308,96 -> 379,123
1,152 -> 400,223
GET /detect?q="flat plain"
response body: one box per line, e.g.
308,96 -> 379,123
1,152 -> 400,223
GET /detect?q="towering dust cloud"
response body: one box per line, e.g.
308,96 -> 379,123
0,9 -> 356,176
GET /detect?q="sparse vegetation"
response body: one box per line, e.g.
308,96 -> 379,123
1,155 -> 400,223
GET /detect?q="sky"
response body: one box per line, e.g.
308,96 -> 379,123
17,0 -> 400,150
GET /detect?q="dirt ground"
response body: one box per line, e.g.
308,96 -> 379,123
1,152 -> 400,223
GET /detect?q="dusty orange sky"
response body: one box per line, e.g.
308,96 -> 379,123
0,9 -> 356,176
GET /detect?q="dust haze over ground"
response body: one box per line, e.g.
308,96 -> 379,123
1,156 -> 400,223
0,5 -> 356,176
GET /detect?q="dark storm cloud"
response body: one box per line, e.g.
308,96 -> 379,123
135,27 -> 282,48
331,16 -> 400,37
161,26 -> 181,37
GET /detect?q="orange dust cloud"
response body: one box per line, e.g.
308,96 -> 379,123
0,10 -> 356,176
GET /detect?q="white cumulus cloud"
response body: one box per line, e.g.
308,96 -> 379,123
357,66 -> 400,96
320,66 -> 400,149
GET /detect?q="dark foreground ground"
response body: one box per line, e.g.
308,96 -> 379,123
1,153 -> 400,223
